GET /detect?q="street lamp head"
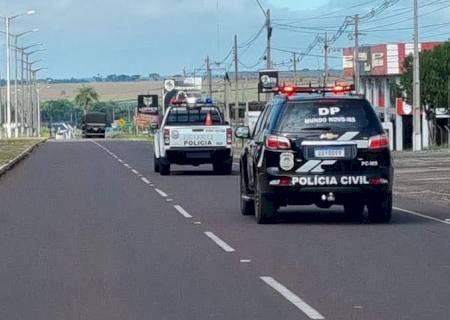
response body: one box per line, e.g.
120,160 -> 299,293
32,28 -> 39,32
26,10 -> 36,15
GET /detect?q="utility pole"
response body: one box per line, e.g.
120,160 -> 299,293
5,17 -> 11,138
206,56 -> 213,98
224,73 -> 229,123
412,0 -> 422,151
293,52 -> 298,85
266,9 -> 272,69
234,34 -> 239,126
266,9 -> 273,101
323,32 -> 329,88
353,14 -> 360,93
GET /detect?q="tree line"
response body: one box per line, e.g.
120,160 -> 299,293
41,86 -> 134,126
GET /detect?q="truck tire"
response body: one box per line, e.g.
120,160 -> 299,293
159,161 -> 170,176
213,159 -> 233,175
367,193 -> 392,223
344,201 -> 364,221
240,171 -> 254,216
254,177 -> 277,224
154,154 -> 160,173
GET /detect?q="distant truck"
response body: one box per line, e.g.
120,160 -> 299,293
81,112 -> 107,138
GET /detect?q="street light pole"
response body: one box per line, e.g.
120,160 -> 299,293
412,0 -> 422,151
1,10 -> 36,138
5,17 -> 11,138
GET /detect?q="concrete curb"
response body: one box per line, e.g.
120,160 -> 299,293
0,139 -> 47,178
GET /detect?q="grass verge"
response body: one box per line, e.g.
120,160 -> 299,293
0,139 -> 43,168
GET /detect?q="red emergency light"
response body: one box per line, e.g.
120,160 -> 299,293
273,84 -> 355,96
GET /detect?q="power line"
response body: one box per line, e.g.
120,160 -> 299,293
255,0 -> 267,17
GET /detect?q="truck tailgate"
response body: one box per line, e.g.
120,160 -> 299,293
168,126 -> 228,147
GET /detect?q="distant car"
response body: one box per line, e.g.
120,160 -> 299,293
81,112 -> 107,138
236,85 -> 393,224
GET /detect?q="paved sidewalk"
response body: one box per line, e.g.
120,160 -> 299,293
394,149 -> 450,209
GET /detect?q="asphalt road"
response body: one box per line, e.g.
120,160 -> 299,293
0,140 -> 449,320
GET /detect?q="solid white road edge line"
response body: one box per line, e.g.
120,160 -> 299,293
394,207 -> 450,225
154,188 -> 168,197
173,205 -> 192,218
260,276 -> 325,320
141,177 -> 150,184
204,231 -> 235,252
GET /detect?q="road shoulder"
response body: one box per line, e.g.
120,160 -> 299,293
0,139 -> 46,177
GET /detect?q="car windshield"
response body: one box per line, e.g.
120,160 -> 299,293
278,99 -> 381,132
165,107 -> 223,125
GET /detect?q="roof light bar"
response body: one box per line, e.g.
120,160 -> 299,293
170,97 -> 214,106
273,84 -> 355,95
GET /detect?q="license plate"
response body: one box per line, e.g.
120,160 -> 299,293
314,147 -> 345,158
186,152 -> 210,159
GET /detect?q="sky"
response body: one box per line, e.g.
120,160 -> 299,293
0,0 -> 448,79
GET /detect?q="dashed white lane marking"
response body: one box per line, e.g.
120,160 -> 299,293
204,231 -> 235,252
174,205 -> 192,218
166,198 -> 173,202
240,259 -> 251,263
131,169 -> 139,175
193,221 -> 202,225
155,188 -> 168,197
118,159 -> 124,163
260,276 -> 325,320
141,177 -> 150,184
123,163 -> 131,168
394,207 -> 450,225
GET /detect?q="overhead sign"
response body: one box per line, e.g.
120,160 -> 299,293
138,95 -> 159,115
258,70 -> 279,93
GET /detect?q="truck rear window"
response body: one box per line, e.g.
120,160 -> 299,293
166,107 -> 223,126
85,113 -> 106,123
278,100 -> 381,132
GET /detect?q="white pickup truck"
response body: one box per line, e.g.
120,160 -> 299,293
153,103 -> 233,175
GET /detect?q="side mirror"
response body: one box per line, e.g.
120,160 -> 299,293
150,122 -> 159,130
235,126 -> 250,139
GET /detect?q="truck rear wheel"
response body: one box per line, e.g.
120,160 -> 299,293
344,201 -> 364,221
240,172 -> 254,216
367,193 -> 392,223
159,161 -> 170,176
154,154 -> 160,173
213,159 -> 233,175
254,177 -> 277,224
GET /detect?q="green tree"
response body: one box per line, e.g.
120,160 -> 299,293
401,41 -> 450,111
41,99 -> 81,125
74,86 -> 99,114
400,41 -> 450,144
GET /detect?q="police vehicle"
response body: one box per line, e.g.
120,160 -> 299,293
235,85 -> 393,224
153,97 -> 233,175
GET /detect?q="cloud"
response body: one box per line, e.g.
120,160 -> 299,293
0,0 -> 447,78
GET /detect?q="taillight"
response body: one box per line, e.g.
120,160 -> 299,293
265,135 -> 291,150
368,134 -> 389,149
163,128 -> 170,145
226,128 -> 232,145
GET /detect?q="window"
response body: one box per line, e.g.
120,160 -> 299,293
166,107 -> 223,126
